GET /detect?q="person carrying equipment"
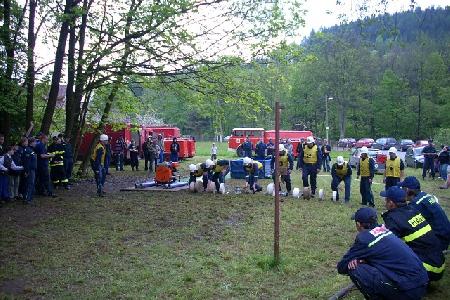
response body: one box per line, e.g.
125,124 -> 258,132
331,156 -> 352,203
271,144 -> 293,195
90,134 -> 108,197
337,207 -> 429,300
383,147 -> 404,189
298,136 -> 322,197
381,186 -> 445,281
399,176 -> 450,251
357,146 -> 375,207
155,162 -> 178,185
47,135 -> 69,189
208,159 -> 229,193
188,163 -> 209,191
243,157 -> 263,193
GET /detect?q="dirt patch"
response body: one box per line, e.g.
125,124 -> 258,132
0,278 -> 29,296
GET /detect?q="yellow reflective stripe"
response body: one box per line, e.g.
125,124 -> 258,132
423,262 -> 445,274
49,151 -> 65,155
402,224 -> 432,242
368,231 -> 393,247
50,163 -> 64,166
61,179 -> 68,183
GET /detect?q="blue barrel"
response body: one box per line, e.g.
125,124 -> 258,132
230,159 -> 246,179
255,159 -> 272,179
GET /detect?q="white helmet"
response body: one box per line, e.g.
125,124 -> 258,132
337,156 -> 345,166
361,146 -> 369,154
243,157 -> 252,165
100,134 -> 109,141
189,164 -> 198,172
205,159 -> 215,168
292,188 -> 300,198
388,147 -> 397,154
306,136 -> 314,144
279,144 -> 285,151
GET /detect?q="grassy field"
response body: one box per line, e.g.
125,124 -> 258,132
0,148 -> 449,299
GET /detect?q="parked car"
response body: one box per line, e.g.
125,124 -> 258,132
399,139 -> 414,152
223,136 -> 231,142
372,137 -> 398,150
355,138 -> 375,148
338,138 -> 356,148
415,140 -> 429,147
349,148 -> 386,174
405,146 -> 425,168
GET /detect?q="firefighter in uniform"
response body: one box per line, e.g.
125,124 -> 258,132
209,159 -> 230,193
188,163 -> 209,192
331,156 -> 352,203
337,207 -> 429,299
90,134 -> 108,197
383,147 -> 404,190
357,146 -> 375,207
243,157 -> 263,193
47,135 -> 69,189
399,176 -> 450,251
270,144 -> 293,195
298,136 -> 322,197
381,186 -> 445,281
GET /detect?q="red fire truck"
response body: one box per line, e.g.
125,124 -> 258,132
78,124 -> 195,161
227,127 -> 313,157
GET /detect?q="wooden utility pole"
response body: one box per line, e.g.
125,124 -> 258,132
274,101 -> 281,264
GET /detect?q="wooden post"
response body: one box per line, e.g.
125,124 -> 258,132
274,101 -> 281,264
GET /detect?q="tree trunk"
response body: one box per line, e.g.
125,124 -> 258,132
40,0 -> 76,134
25,0 -> 37,130
65,23 -> 77,137
0,0 -> 13,139
338,102 -> 346,139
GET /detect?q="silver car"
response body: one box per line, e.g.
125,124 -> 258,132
349,148 -> 385,174
405,146 -> 425,168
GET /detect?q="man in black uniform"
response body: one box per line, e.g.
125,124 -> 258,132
337,207 -> 429,299
47,135 -> 69,189
381,186 -> 445,281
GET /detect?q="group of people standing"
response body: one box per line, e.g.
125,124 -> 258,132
0,132 -> 74,205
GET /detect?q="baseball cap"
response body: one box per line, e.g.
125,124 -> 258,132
351,207 -> 378,223
397,176 -> 421,190
380,186 -> 406,203
336,156 -> 344,166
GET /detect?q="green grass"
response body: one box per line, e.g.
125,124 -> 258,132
0,154 -> 449,299
195,141 -> 236,157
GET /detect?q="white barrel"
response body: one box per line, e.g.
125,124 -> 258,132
318,189 -> 324,200
267,183 -> 274,195
219,183 -> 226,194
332,191 -> 337,201
292,188 -> 300,198
195,181 -> 203,192
189,182 -> 196,192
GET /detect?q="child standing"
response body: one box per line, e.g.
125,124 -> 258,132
211,143 -> 218,160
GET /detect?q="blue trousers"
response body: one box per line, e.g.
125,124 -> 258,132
440,164 -> 448,180
272,173 -> 291,193
322,157 -> 330,172
25,170 -> 36,203
64,158 -> 74,180
349,264 -> 426,300
331,175 -> 351,202
385,177 -> 400,190
302,164 -> 318,194
36,166 -> 53,196
360,177 -> 374,206
104,155 -> 111,174
422,158 -> 435,179
159,151 -> 164,163
115,153 -> 124,171
212,169 -> 229,192
170,152 -> 179,162
91,161 -> 106,195
0,174 -> 10,199
244,150 -> 252,158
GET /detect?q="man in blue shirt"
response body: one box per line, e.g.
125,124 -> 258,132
337,207 -> 428,299
422,140 -> 436,180
242,137 -> 253,158
399,176 -> 450,251
255,139 -> 267,160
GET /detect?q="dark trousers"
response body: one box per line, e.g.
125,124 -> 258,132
385,177 -> 400,190
272,173 -> 291,193
422,159 -> 435,179
130,154 -> 139,170
104,155 -> 111,174
25,170 -> 36,203
360,177 -> 374,207
90,160 -> 105,195
246,174 -> 261,192
244,150 -> 252,158
349,264 -> 426,300
36,166 -> 53,196
159,151 -> 164,163
322,156 -> 330,172
147,155 -> 156,173
170,152 -> 179,162
115,153 -> 124,171
50,165 -> 68,187
302,164 -> 318,194
144,154 -> 150,170
331,175 -> 351,202
212,170 -> 228,192
0,174 -> 9,199
64,158 -> 74,180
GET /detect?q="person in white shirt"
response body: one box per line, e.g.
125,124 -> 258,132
211,143 -> 218,160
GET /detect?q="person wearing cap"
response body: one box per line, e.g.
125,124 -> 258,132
399,176 -> 450,251
321,139 -> 331,172
357,146 -> 375,207
243,157 -> 263,193
298,136 -> 322,197
255,139 -> 267,160
90,134 -> 108,197
421,140 -> 437,180
188,163 -> 209,191
270,144 -> 293,196
331,156 -> 352,203
211,159 -> 229,194
337,207 -> 429,299
381,186 -> 445,281
242,137 -> 253,158
34,134 -> 56,198
383,147 -> 404,190
47,135 -> 69,189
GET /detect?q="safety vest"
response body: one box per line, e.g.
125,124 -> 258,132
359,158 -> 370,177
192,164 -> 204,177
91,143 -> 106,165
386,157 -> 401,178
335,163 -> 348,178
213,160 -> 229,173
245,162 -> 262,174
303,145 -> 318,164
48,143 -> 65,167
